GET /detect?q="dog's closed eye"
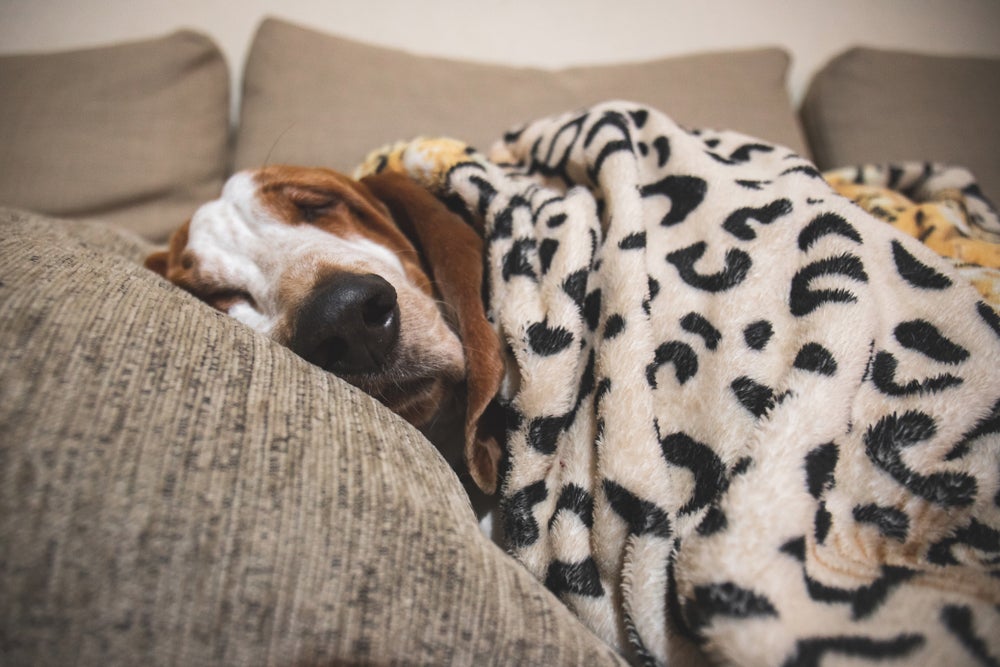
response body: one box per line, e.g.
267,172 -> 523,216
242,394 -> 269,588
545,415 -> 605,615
275,184 -> 343,223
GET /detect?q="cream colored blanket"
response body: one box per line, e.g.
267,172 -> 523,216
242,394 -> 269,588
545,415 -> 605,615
358,102 -> 1000,666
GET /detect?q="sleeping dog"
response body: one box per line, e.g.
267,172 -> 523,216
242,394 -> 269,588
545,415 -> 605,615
146,166 -> 506,504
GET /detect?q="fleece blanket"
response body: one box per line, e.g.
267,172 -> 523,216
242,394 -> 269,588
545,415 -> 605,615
357,102 -> 1000,666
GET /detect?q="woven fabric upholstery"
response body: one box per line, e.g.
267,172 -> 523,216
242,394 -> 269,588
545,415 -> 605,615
234,17 -> 808,174
0,31 -> 230,242
0,209 -> 626,666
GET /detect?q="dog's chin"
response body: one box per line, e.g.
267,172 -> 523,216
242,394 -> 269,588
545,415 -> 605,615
343,367 -> 458,428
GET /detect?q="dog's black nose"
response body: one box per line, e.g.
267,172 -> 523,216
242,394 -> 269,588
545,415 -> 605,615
290,273 -> 400,375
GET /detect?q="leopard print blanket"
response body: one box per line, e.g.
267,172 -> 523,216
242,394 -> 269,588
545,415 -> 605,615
357,102 -> 1000,666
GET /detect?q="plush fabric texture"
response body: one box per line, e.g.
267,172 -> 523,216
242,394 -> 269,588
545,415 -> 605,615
0,208 -> 627,667
0,31 -> 230,242
233,17 -> 807,175
359,103 -> 1000,666
801,47 -> 1000,205
825,163 -> 1000,308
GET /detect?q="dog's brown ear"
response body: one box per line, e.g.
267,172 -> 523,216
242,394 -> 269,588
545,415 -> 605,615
361,171 -> 505,493
145,220 -> 191,279
145,250 -> 169,276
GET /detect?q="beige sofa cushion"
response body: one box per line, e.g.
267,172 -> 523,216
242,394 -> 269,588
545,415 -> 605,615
0,31 -> 230,242
0,209 -> 627,666
801,47 -> 1000,202
234,17 -> 808,173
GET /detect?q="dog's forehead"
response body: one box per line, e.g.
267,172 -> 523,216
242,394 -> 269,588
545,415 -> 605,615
185,170 -> 406,281
252,164 -> 366,200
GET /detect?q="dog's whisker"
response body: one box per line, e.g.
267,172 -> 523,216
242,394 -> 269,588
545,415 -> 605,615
261,122 -> 297,168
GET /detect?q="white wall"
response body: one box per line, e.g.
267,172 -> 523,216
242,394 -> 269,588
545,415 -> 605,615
2,0 -> 999,106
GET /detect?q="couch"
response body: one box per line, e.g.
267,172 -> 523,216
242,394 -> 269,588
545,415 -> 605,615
1,17 -> 998,666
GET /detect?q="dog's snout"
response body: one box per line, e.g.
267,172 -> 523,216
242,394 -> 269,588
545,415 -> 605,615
291,273 -> 400,375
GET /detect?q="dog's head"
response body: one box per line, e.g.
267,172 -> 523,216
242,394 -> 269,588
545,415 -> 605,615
146,166 -> 504,492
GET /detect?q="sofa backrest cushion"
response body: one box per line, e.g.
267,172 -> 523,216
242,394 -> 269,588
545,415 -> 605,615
801,47 -> 1000,203
234,17 -> 808,174
0,31 -> 230,242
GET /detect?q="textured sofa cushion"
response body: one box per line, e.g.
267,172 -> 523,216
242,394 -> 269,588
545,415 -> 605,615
0,31 -> 230,242
234,17 -> 807,173
801,47 -> 1000,202
0,209 -> 627,666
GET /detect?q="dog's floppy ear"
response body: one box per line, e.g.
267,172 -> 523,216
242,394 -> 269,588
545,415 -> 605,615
361,171 -> 505,494
145,250 -> 169,276
144,220 -> 191,278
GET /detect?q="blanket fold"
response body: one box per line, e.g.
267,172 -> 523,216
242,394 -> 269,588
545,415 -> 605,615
357,102 -> 1000,667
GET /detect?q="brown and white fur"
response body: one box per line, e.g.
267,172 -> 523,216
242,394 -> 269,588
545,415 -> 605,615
146,166 -> 505,501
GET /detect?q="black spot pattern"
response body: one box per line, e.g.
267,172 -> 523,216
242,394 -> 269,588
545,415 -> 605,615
723,198 -> 793,240
681,312 -> 722,350
864,411 -> 977,507
549,483 -> 594,529
584,111 -> 634,181
546,212 -> 568,228
561,269 -> 588,310
927,518 -> 1000,566
659,431 -> 727,515
870,351 -> 963,396
502,238 -> 537,280
647,341 -> 699,387
503,481 -> 548,549
527,320 -> 574,355
583,289 -> 601,331
891,240 -> 953,290
666,242 -> 752,293
978,301 -> 1000,339
640,175 -> 708,226
782,540 -> 918,620
940,605 -> 1000,667
814,503 -> 832,543
789,254 -> 869,317
798,212 -> 862,251
697,506 -> 728,536
652,135 -> 670,167
793,342 -> 838,376
467,173 -> 498,217
893,320 -> 969,364
603,314 -> 626,340
527,415 -> 567,454
853,504 -> 910,541
804,443 -> 838,498
780,164 -> 824,179
545,558 -> 605,598
731,376 -> 776,418
491,195 -> 532,240
708,143 -> 775,165
539,238 -> 559,273
573,349 -> 597,414
781,634 -> 925,667
743,320 -> 774,350
729,143 -> 775,163
628,109 -> 648,128
946,397 -> 1000,460
603,480 -> 672,538
685,582 -> 779,638
618,231 -> 647,250
642,276 -> 661,314
735,179 -> 770,190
